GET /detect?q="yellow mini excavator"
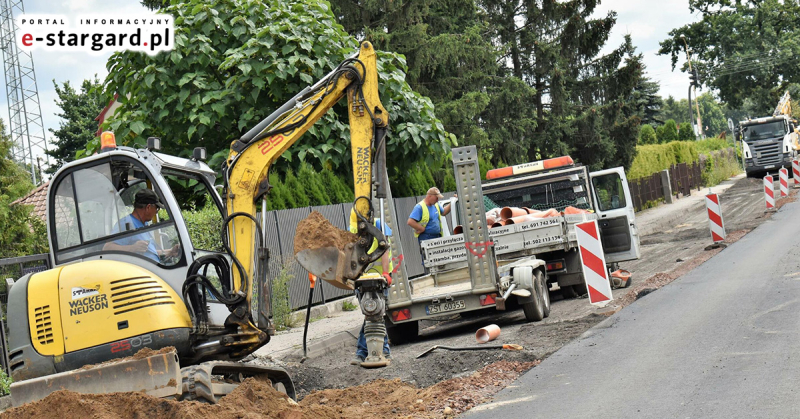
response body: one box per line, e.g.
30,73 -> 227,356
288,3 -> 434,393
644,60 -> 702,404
6,42 -> 390,405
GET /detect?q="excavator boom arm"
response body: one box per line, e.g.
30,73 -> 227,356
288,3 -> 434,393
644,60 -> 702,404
222,41 -> 389,303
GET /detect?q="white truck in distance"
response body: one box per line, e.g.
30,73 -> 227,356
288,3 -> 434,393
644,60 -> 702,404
382,146 -> 640,343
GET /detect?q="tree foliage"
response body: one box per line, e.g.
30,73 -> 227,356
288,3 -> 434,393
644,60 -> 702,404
659,0 -> 800,111
632,75 -> 663,127
696,92 -> 728,137
332,0 -> 647,172
329,0 -> 511,168
0,120 -> 48,258
678,122 -> 695,141
659,96 -> 692,125
100,0 -> 454,185
639,124 -> 657,145
483,1 -> 645,170
47,78 -> 106,174
658,93 -> 729,138
659,120 -> 679,143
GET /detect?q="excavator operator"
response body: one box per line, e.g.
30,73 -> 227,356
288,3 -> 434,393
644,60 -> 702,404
103,189 -> 181,261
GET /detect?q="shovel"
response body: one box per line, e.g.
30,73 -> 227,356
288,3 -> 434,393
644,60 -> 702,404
416,344 -> 523,359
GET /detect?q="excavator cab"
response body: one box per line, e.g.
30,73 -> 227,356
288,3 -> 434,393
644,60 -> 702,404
8,140 -> 295,405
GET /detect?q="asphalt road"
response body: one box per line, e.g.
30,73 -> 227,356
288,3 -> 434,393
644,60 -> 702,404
462,192 -> 800,418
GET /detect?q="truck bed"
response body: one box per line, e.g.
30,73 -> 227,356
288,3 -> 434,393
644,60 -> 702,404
421,212 -> 596,271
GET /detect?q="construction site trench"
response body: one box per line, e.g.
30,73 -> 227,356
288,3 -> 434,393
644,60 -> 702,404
3,174 -> 787,419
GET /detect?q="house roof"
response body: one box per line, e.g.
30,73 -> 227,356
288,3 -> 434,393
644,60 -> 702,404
95,93 -> 120,136
11,181 -> 49,221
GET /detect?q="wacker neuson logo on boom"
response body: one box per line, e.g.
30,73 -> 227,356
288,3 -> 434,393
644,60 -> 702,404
17,14 -> 174,55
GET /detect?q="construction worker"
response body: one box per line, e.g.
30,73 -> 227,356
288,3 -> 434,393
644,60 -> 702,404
407,187 -> 453,269
348,208 -> 392,366
103,189 -> 180,262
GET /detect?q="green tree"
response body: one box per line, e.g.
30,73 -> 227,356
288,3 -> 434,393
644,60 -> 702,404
659,0 -> 800,111
297,164 -> 331,206
0,119 -> 48,257
659,96 -> 691,125
678,122 -> 695,141
697,92 -> 728,137
100,0 -> 454,185
483,2 -> 645,170
329,0 -> 518,168
632,76 -> 663,127
639,124 -> 657,145
660,120 -> 679,143
46,78 -> 106,174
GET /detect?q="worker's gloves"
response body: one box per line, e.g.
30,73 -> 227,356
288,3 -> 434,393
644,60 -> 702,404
382,272 -> 392,286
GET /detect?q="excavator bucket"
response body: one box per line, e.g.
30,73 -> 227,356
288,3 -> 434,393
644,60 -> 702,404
296,246 -> 357,290
295,201 -> 387,288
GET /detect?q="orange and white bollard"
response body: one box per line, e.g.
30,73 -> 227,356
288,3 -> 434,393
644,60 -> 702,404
705,193 -> 726,243
574,220 -> 613,305
764,175 -> 775,210
793,159 -> 800,187
780,168 -> 789,197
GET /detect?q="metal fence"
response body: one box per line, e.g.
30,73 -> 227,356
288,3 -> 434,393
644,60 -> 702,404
267,191 -> 454,310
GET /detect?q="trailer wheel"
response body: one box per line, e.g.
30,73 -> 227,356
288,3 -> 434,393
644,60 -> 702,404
572,284 -> 587,297
561,284 -> 578,299
538,271 -> 551,318
522,271 -> 546,322
385,319 -> 418,345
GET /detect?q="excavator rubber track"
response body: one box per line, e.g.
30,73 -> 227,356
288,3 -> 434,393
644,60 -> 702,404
178,361 -> 296,403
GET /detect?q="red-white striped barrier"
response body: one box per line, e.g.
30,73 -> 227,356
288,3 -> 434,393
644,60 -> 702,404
575,220 -> 613,305
793,159 -> 800,187
764,175 -> 775,210
779,168 -> 789,197
705,193 -> 726,243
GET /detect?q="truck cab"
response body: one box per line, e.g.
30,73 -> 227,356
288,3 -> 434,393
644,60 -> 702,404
738,115 -> 796,176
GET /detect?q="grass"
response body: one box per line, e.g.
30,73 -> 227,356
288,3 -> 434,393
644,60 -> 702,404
0,370 -> 11,395
342,299 -> 359,312
271,257 -> 295,331
702,153 -> 742,187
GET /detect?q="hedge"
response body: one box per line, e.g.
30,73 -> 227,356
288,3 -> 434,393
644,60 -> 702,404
627,137 -> 735,180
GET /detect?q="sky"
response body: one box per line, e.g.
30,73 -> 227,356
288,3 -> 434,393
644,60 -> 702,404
1,0 -> 703,173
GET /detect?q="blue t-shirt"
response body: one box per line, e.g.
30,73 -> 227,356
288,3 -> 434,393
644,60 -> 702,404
111,214 -> 159,262
409,203 -> 442,237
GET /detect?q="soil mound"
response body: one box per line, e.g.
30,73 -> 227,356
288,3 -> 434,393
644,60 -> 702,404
3,379 -> 334,419
294,211 -> 357,255
4,361 -> 537,419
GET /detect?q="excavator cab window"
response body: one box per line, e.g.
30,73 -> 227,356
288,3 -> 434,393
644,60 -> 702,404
161,169 -> 225,253
161,169 -> 231,298
50,158 -> 183,267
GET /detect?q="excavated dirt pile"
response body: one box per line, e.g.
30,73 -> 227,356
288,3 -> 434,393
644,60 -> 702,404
3,361 -> 537,419
294,211 -> 357,255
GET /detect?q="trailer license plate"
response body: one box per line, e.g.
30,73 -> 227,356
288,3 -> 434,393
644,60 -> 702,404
426,300 -> 465,315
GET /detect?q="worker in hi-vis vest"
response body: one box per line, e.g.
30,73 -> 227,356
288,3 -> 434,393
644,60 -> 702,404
348,208 -> 392,366
407,187 -> 454,267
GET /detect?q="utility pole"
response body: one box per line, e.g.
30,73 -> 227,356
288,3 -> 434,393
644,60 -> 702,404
680,34 -> 704,140
0,0 -> 49,184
